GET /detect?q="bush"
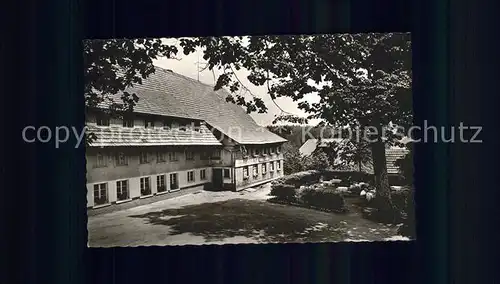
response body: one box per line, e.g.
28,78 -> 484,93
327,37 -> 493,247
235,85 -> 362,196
270,183 -> 298,201
388,174 -> 406,186
396,188 -> 416,238
276,170 -> 322,187
367,187 -> 415,224
391,187 -> 414,215
348,182 -> 371,196
298,186 -> 348,213
322,171 -> 373,186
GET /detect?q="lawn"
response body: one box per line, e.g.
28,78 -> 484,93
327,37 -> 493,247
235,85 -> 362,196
88,187 -> 404,247
129,198 -> 350,243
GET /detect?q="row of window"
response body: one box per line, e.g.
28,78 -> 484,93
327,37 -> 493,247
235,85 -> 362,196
245,146 -> 282,157
95,114 -> 202,132
94,150 -> 222,168
242,161 -> 282,179
93,169 -> 208,206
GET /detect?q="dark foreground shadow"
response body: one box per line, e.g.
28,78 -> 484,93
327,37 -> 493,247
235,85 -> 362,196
129,199 -> 348,243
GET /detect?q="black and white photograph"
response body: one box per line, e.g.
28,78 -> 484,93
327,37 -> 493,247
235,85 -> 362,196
84,33 -> 414,247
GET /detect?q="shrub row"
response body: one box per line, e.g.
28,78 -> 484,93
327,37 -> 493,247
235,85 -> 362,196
298,186 -> 348,213
270,173 -> 348,213
272,170 -> 323,187
322,171 -> 373,186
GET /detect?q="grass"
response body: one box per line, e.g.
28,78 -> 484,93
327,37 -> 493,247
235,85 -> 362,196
129,198 -> 350,243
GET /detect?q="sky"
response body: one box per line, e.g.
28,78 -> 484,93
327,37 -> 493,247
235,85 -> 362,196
152,38 -> 322,126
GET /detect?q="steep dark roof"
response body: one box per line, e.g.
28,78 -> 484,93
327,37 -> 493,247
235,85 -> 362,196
99,67 -> 287,145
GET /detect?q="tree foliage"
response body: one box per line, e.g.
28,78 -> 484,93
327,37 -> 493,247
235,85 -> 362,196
330,131 -> 373,172
179,34 -> 411,128
181,33 -> 411,211
84,38 -> 178,115
303,150 -> 332,171
281,142 -> 305,175
85,34 -> 412,212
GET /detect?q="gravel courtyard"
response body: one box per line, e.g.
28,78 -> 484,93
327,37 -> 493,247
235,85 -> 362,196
88,184 -> 407,247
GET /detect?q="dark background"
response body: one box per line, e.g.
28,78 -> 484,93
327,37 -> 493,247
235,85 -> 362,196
1,0 -> 498,283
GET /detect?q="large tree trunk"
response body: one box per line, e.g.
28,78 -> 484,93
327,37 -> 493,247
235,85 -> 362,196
370,134 -> 394,218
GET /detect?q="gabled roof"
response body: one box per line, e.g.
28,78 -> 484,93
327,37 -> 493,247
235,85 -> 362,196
331,148 -> 409,175
299,138 -> 344,156
385,148 -> 409,174
98,67 -> 287,145
300,139 -> 409,174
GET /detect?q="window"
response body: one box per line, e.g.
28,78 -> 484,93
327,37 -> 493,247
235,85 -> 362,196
193,121 -> 201,132
115,152 -> 127,166
157,152 -> 166,163
169,152 -> 178,162
262,163 -> 267,175
263,148 -> 269,155
170,173 -> 179,190
211,149 -> 221,159
277,161 -> 281,170
144,119 -> 155,128
270,161 -> 275,171
200,169 -> 207,180
277,146 -> 281,153
185,151 -> 194,160
157,175 -> 166,193
96,153 -> 107,168
93,183 -> 108,205
223,169 -> 230,179
139,152 -> 149,164
187,171 -> 195,182
200,151 -> 209,160
243,166 -> 249,179
163,120 -> 171,130
96,114 -> 110,126
140,177 -> 151,196
116,180 -> 129,201
254,149 -> 260,156
123,118 -> 134,128
253,165 -> 259,176
270,147 -> 275,154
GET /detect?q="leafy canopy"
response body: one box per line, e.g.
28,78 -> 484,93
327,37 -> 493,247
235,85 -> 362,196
84,38 -> 178,115
179,33 -> 412,134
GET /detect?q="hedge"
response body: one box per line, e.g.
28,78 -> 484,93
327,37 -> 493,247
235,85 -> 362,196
272,170 -> 322,187
269,183 -> 298,202
270,177 -> 348,213
322,171 -> 373,186
298,186 -> 348,213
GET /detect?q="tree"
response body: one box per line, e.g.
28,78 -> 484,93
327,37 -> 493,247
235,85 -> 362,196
180,34 -> 412,213
84,38 -> 178,144
281,142 -> 304,175
303,150 -> 331,171
330,130 -> 372,173
394,142 -> 414,185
